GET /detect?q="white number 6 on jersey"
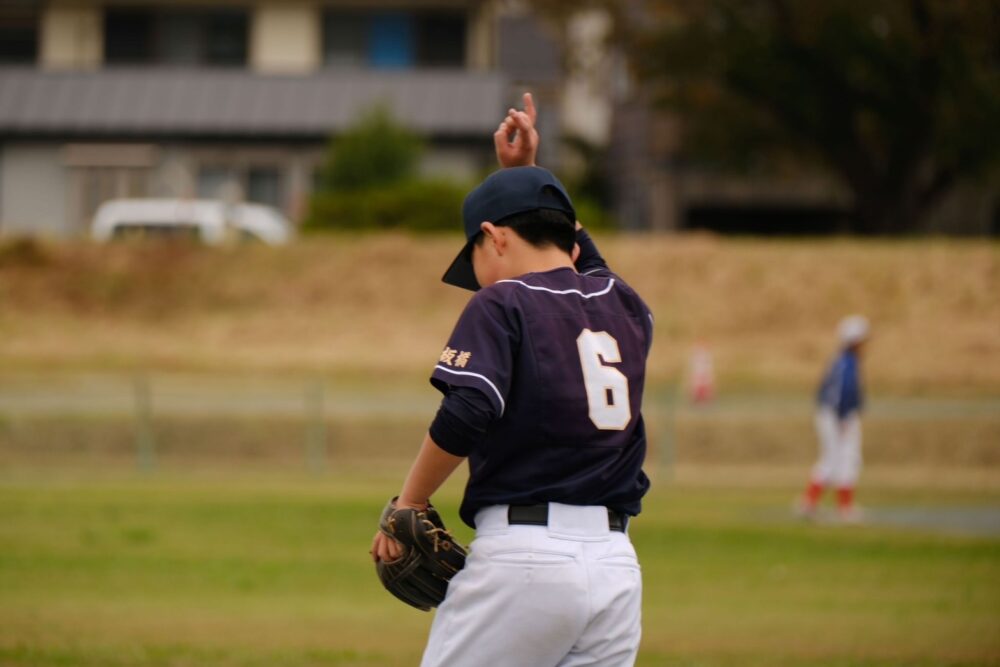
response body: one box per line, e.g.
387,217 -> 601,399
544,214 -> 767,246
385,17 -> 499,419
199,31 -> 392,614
576,329 -> 631,430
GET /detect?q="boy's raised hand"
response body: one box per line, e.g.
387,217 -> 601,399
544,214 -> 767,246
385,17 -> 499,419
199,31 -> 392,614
494,92 -> 539,168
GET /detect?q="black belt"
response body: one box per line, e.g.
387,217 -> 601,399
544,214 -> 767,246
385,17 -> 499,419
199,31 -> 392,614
507,504 -> 628,532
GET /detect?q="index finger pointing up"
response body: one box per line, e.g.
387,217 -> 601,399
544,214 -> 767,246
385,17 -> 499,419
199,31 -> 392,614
523,92 -> 536,123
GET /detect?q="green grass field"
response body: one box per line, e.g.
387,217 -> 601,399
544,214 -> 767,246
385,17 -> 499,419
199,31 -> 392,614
1,471 -> 998,667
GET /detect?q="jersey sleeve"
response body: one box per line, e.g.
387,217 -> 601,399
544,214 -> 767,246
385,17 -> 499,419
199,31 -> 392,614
837,355 -> 862,418
428,386 -> 495,458
574,227 -> 610,276
642,304 -> 655,356
430,287 -> 519,418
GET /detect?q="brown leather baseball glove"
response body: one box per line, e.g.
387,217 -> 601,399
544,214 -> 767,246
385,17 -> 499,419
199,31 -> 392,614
375,497 -> 467,611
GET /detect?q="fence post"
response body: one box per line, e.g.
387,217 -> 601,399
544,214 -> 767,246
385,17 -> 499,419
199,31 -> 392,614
305,378 -> 327,474
657,383 -> 678,484
133,372 -> 156,473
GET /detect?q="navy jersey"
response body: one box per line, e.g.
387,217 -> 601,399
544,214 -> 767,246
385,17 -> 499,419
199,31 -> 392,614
816,349 -> 864,419
430,232 -> 653,527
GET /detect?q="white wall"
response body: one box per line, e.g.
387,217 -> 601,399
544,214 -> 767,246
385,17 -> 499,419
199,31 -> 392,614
40,3 -> 102,70
0,145 -> 70,237
250,2 -> 321,73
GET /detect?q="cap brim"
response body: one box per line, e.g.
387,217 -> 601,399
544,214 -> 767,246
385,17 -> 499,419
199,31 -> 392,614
441,240 -> 480,291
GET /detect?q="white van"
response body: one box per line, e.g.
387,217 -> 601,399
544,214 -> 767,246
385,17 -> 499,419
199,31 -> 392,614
91,199 -> 291,245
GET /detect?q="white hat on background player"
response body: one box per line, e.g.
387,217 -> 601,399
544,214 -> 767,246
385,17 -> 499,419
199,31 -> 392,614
838,315 -> 870,347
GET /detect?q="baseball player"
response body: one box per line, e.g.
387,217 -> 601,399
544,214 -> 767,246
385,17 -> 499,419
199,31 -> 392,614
371,93 -> 652,666
797,315 -> 870,522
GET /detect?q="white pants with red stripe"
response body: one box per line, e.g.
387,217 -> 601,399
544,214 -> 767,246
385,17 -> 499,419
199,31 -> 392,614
420,503 -> 643,667
812,407 -> 863,487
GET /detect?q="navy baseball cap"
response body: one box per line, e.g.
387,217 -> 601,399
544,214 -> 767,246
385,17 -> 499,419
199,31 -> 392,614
442,166 -> 576,291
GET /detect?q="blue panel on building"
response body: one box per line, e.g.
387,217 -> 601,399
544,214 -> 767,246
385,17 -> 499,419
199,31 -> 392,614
370,13 -> 414,68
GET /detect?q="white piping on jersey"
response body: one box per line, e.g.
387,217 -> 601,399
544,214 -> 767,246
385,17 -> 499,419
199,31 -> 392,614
495,277 -> 615,299
434,365 -> 506,417
581,268 -> 604,276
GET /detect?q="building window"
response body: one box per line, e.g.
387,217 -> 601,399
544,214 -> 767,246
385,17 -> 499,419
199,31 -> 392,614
75,167 -> 150,229
417,13 -> 466,68
197,166 -> 236,200
323,10 -> 465,69
322,11 -> 366,67
370,13 -> 414,69
0,4 -> 39,64
105,7 -> 248,66
105,9 -> 153,63
197,165 -> 285,210
160,13 -> 203,65
204,11 -> 248,66
247,167 -> 283,209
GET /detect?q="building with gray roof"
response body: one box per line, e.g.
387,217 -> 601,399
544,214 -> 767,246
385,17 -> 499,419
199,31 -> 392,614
0,1 -> 566,236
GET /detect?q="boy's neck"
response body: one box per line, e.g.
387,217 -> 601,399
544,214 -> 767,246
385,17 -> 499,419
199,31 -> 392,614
505,246 -> 575,280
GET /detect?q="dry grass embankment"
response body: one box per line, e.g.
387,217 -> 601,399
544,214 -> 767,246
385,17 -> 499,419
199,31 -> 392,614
0,234 -> 996,394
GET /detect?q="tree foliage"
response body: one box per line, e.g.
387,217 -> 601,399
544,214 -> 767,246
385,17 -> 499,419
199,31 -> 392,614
632,0 -> 1000,233
316,105 -> 423,192
305,106 -> 467,232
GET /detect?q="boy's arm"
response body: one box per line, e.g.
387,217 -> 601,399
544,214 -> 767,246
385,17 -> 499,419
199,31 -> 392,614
574,222 -> 610,275
371,432 -> 465,563
398,433 -> 466,509
495,95 -> 611,275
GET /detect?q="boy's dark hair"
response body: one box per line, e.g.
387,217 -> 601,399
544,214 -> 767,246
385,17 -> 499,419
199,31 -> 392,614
472,207 -> 576,256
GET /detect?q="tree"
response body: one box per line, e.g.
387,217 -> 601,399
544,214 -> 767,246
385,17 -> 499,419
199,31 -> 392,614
316,105 -> 423,192
304,106 -> 467,232
631,0 -> 1000,233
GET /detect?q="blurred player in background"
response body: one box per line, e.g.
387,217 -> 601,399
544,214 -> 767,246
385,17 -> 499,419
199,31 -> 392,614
797,315 -> 870,522
688,341 -> 715,404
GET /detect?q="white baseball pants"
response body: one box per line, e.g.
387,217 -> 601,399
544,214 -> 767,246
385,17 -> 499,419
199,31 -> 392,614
811,407 -> 862,487
420,503 -> 643,667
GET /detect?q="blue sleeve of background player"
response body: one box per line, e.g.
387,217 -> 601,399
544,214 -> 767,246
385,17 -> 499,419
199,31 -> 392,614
819,352 -> 862,419
837,354 -> 862,419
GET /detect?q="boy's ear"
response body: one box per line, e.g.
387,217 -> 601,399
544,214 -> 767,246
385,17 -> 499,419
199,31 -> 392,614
481,221 -> 508,255
571,242 -> 581,263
